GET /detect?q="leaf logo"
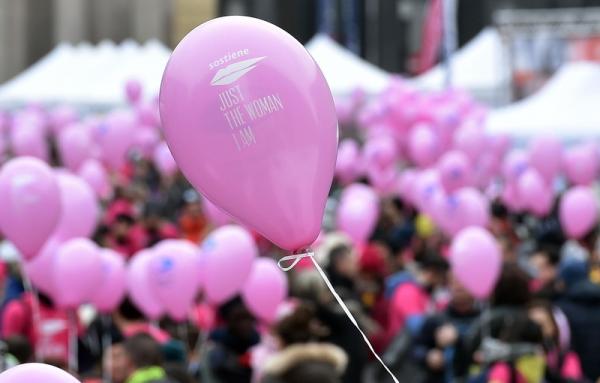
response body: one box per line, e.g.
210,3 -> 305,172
210,57 -> 265,86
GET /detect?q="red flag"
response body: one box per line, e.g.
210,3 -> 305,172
414,0 -> 443,74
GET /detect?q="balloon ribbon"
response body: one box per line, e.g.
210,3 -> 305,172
278,250 -> 400,383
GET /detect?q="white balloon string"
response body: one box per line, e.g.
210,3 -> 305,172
278,250 -> 399,383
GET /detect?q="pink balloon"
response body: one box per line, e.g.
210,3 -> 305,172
363,135 -> 397,170
54,238 -> 103,308
134,128 -> 161,159
149,240 -> 200,321
502,149 -> 529,183
153,142 -> 178,176
125,79 -> 143,104
563,144 -> 599,186
136,102 -> 161,127
414,169 -> 442,215
0,363 -> 81,383
458,188 -> 490,230
438,150 -> 472,193
335,139 -> 361,185
78,159 -> 111,200
90,249 -> 127,313
203,197 -> 231,226
432,188 -> 488,237
127,249 -> 164,320
453,121 -> 485,162
336,184 -> 379,245
473,153 -> 500,189
25,237 -> 61,296
160,17 -> 337,251
489,134 -> 511,160
0,157 -> 61,259
202,225 -> 257,304
12,123 -> 48,162
529,136 -> 562,183
560,186 -> 598,239
450,227 -> 501,299
97,111 -> 136,170
432,192 -> 462,236
501,181 -> 524,213
50,106 -> 79,135
366,164 -> 397,196
518,169 -> 552,217
397,169 -> 418,205
58,124 -> 93,172
54,172 -> 99,241
409,124 -> 439,167
241,258 -> 288,323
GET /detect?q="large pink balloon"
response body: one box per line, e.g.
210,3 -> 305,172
438,150 -> 472,193
149,240 -> 200,321
202,225 -> 257,304
160,17 -> 337,251
12,123 -> 48,162
335,139 -> 361,185
58,124 -> 94,172
241,258 -> 288,323
409,124 -> 439,167
25,237 -> 61,296
153,142 -> 178,177
50,106 -> 79,135
54,172 -> 99,241
0,157 -> 61,259
560,186 -> 598,239
502,149 -> 529,183
127,249 -> 164,320
97,111 -> 136,170
450,227 -> 501,299
0,363 -> 81,383
54,238 -> 103,308
529,136 -> 562,183
78,159 -> 111,200
518,169 -> 552,217
91,249 -> 127,313
563,144 -> 599,186
336,184 -> 379,245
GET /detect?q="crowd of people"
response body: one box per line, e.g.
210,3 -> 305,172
0,137 -> 598,383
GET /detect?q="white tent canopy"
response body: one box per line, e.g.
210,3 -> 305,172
415,28 -> 507,99
0,39 -> 171,106
306,34 -> 391,98
486,61 -> 600,139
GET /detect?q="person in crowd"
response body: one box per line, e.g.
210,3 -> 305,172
132,202 -> 179,248
386,251 -> 449,338
178,192 -> 208,244
260,343 -> 348,383
204,296 -> 260,383
529,244 -> 562,300
556,257 -> 600,381
104,334 -> 174,383
413,275 -> 481,383
1,290 -> 71,368
465,263 -> 546,383
527,300 -> 583,382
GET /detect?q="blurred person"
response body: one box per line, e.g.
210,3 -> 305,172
386,251 -> 449,338
104,333 -> 173,383
260,343 -> 347,383
132,202 -> 179,248
178,191 -> 208,244
1,290 -> 71,366
105,213 -> 145,258
556,257 -> 600,381
203,296 -> 260,383
4,335 -> 32,364
529,244 -> 561,300
413,275 -> 481,383
527,301 -> 583,382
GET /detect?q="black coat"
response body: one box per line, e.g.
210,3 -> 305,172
557,280 -> 600,381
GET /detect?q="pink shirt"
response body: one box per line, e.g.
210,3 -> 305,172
488,363 -> 527,383
388,283 -> 429,336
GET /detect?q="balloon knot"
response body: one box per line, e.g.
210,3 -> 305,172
277,249 -> 314,272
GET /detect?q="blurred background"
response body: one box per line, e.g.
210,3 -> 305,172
2,0 -> 600,106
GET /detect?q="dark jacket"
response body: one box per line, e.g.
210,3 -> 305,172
557,280 -> 600,381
